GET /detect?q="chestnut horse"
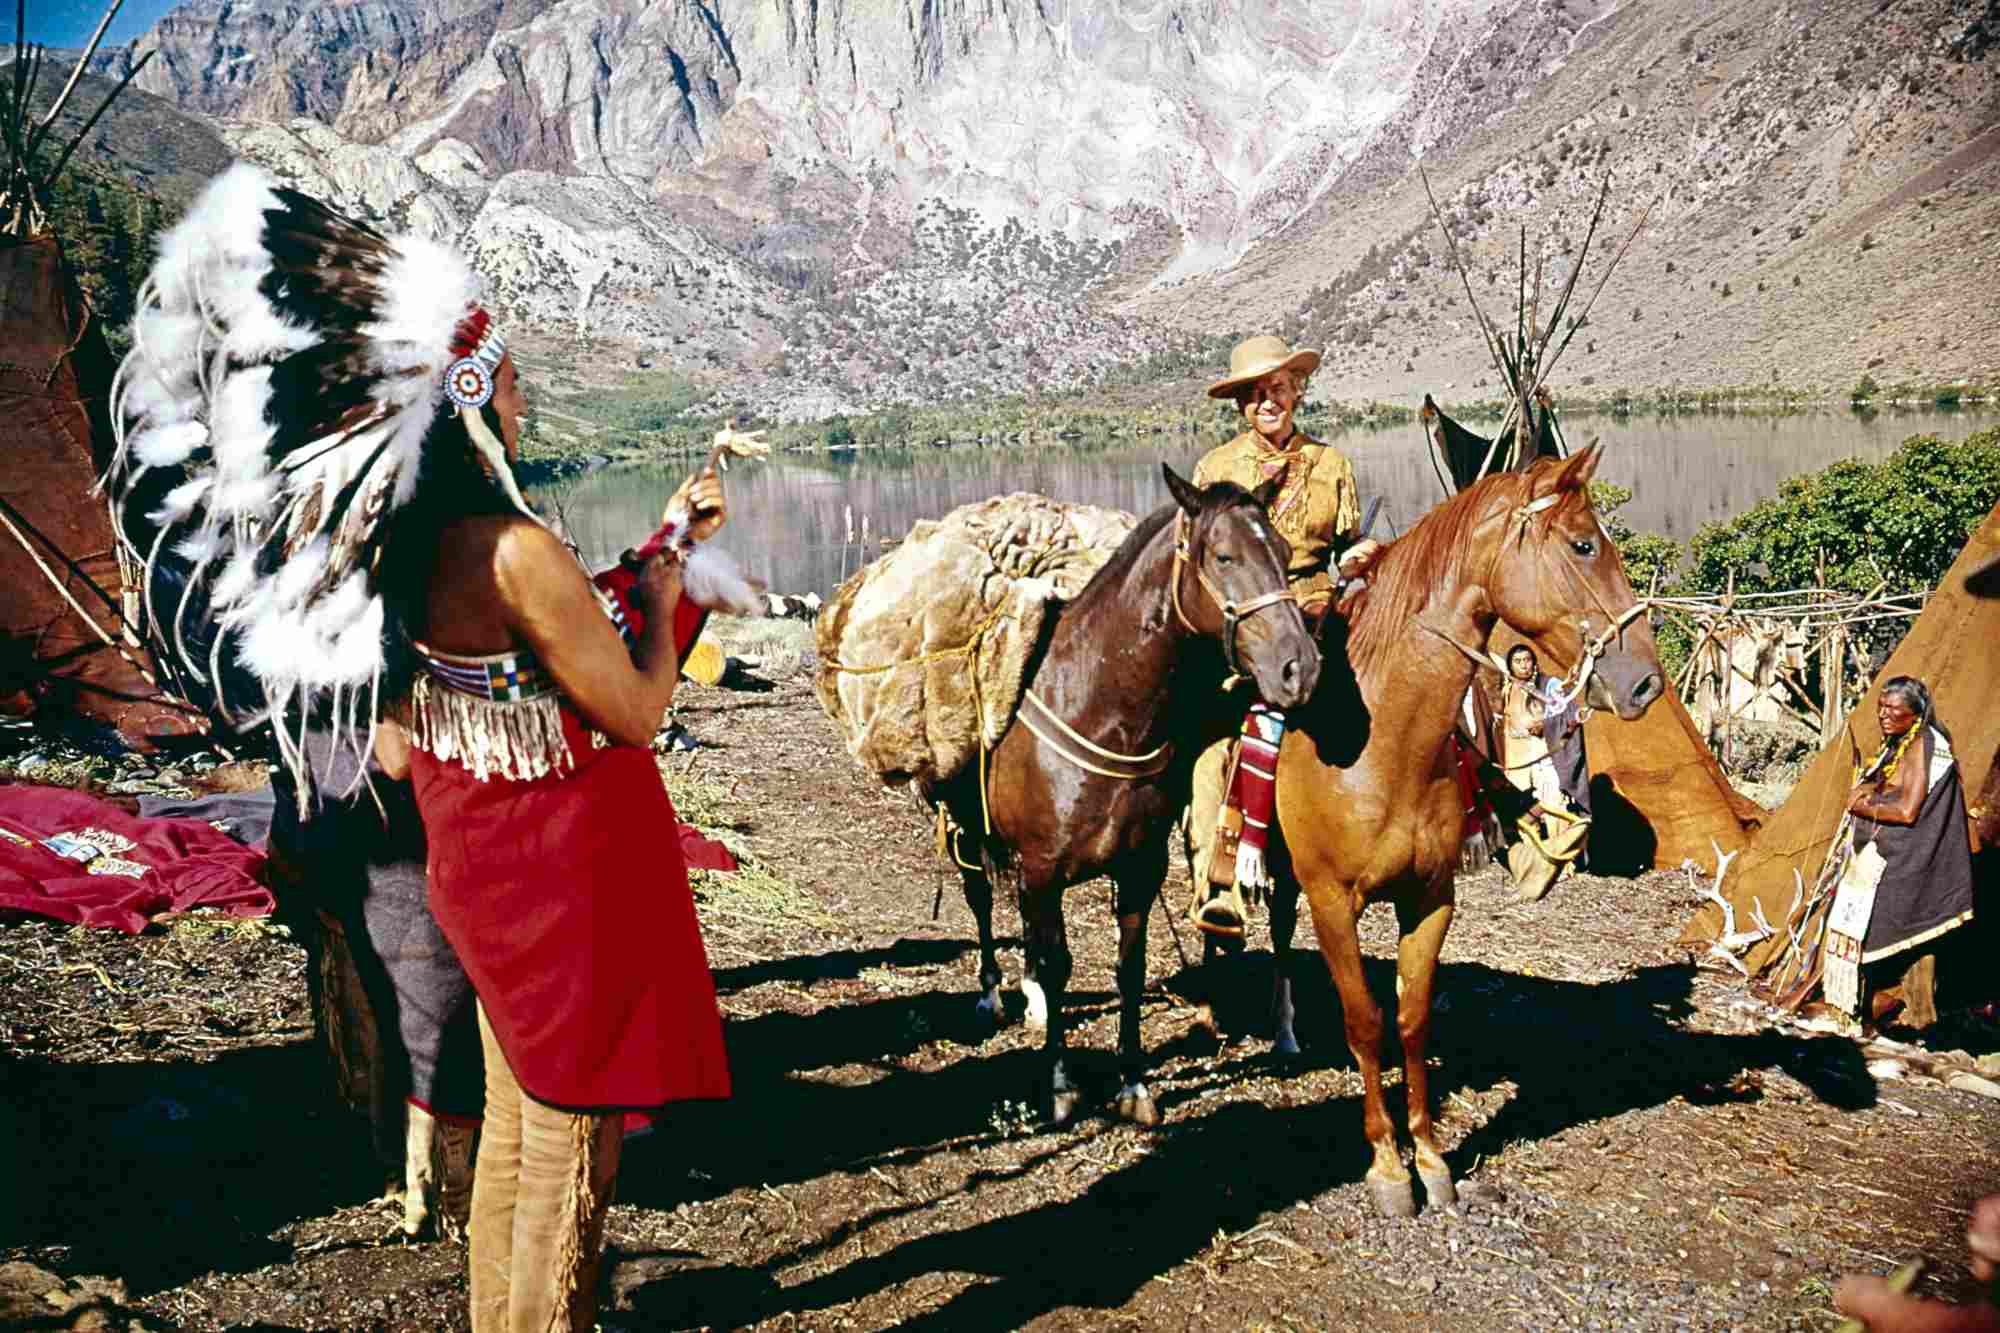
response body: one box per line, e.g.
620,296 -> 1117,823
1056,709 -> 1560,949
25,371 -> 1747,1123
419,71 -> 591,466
932,466 -> 1320,1127
1263,444 -> 1662,1217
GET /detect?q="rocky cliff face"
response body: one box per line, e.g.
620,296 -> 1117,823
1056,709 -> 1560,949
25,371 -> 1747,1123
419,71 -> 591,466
95,0 -> 2000,416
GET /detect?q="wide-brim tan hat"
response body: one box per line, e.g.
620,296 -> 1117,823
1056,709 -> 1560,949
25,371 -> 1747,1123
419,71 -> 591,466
1206,334 -> 1322,400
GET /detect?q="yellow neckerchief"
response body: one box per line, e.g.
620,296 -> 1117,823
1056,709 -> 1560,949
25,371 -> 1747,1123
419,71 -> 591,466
1855,723 -> 1923,786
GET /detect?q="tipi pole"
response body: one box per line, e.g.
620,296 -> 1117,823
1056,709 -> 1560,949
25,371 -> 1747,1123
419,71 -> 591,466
46,48 -> 152,184
22,0 -> 122,161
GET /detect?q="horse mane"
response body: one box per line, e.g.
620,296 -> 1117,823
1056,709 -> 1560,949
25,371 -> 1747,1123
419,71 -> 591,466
1071,480 -> 1264,606
1073,502 -> 1178,604
1344,466 -> 1581,684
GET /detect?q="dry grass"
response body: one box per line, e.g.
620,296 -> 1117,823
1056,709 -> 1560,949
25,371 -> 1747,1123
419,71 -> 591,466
659,755 -> 834,963
702,613 -> 817,679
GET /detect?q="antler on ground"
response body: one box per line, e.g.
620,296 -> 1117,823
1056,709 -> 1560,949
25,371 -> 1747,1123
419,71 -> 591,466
1687,841 -> 1765,975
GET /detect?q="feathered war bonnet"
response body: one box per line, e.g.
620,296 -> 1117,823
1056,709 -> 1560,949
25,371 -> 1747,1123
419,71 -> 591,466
104,161 -> 531,802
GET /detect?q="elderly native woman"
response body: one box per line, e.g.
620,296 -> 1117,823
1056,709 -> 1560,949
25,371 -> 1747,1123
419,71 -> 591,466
1831,676 -> 1976,1030
1185,335 -> 1381,936
103,164 -> 740,1333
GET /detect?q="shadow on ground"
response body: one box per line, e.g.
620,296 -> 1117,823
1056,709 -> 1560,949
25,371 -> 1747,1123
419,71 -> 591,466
609,955 -> 1879,1330
2,940 -> 1884,1323
0,1041 -> 384,1296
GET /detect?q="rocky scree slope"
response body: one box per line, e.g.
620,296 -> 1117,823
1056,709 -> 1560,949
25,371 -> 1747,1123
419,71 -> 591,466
86,0 -> 2000,419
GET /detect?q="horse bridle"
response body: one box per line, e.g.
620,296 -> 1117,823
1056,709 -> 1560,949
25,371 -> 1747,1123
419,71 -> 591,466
1502,489 -> 1648,698
1013,506 -> 1281,788
1167,507 -> 1297,676
1421,487 -> 1647,696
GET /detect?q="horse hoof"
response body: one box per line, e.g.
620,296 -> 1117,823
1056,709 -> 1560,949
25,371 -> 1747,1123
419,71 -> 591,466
1115,1083 -> 1161,1127
1049,1087 -> 1082,1127
1367,1173 -> 1417,1220
1419,1166 -> 1457,1211
1272,1029 -> 1301,1059
1020,978 -> 1049,1031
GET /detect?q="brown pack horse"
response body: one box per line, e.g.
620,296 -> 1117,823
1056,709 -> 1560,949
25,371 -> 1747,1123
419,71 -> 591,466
932,466 -> 1320,1127
1259,443 -> 1663,1217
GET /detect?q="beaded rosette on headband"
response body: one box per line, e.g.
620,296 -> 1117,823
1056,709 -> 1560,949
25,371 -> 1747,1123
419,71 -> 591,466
101,161 -> 537,805
444,309 -> 504,410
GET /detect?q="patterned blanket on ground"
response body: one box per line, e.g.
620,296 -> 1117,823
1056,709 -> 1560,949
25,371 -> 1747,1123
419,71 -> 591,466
814,493 -> 1137,791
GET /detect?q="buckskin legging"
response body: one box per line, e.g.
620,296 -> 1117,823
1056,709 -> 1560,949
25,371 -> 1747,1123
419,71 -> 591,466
470,1004 -> 622,1333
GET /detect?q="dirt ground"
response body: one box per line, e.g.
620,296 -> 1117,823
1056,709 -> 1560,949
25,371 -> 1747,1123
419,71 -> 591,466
4,665 -> 1999,1332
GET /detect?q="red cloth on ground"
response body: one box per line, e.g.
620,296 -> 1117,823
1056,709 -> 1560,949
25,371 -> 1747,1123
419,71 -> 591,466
0,785 -> 273,932
680,825 -> 736,872
413,578 -> 729,1114
593,572 -> 734,878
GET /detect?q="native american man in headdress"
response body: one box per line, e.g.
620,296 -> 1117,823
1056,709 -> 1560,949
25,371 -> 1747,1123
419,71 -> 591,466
1184,335 -> 1381,937
105,164 -> 758,1332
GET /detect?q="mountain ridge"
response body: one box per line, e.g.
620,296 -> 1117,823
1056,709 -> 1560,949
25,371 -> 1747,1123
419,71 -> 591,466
68,0 -> 2000,420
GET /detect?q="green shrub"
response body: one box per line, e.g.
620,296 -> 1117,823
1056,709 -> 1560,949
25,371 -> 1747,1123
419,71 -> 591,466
1851,372 -> 1880,403
1686,430 -> 2000,599
1589,480 -> 1681,594
1678,429 -> 2000,672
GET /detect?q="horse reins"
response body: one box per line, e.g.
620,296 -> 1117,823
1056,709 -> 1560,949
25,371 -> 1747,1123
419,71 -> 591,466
1168,507 -> 1298,677
1020,505 -> 1295,784
1511,489 -> 1649,703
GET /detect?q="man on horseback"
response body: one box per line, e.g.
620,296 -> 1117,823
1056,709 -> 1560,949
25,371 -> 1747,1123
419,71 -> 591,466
1186,334 -> 1381,937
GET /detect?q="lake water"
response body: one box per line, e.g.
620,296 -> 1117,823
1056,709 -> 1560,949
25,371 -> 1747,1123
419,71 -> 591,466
534,407 -> 1997,597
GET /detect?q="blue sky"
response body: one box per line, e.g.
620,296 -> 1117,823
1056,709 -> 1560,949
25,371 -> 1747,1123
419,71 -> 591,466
3,0 -> 180,50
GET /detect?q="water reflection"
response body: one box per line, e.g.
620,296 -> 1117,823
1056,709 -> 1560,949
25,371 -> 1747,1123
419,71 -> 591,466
537,407 -> 1996,596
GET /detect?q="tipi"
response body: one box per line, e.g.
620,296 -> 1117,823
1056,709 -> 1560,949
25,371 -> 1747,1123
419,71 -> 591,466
0,6 -> 195,742
1683,498 -> 2000,973
1415,167 -> 1759,870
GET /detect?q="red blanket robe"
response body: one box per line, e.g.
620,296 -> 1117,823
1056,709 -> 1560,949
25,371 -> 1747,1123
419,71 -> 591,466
410,584 -> 730,1114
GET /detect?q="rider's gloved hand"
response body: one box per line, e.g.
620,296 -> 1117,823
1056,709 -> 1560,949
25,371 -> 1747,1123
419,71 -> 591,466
1336,538 -> 1383,578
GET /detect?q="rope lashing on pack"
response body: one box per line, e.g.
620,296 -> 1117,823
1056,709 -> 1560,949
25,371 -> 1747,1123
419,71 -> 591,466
821,599 -> 1014,843
828,510 -> 1228,867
